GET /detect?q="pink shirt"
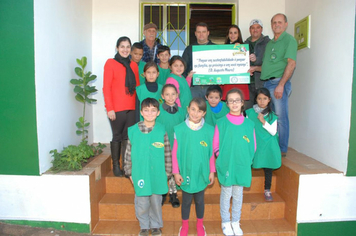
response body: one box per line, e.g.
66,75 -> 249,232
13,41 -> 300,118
213,113 -> 256,157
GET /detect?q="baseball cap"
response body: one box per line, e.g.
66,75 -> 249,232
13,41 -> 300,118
249,19 -> 263,27
144,23 -> 158,31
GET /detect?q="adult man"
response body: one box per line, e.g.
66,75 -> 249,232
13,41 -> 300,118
244,19 -> 270,109
258,13 -> 297,156
182,22 -> 215,98
140,23 -> 162,63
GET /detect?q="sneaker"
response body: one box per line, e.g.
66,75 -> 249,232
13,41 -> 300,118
281,152 -> 287,157
169,193 -> 180,208
197,225 -> 207,236
139,229 -> 149,236
178,226 -> 188,236
264,189 -> 273,201
222,222 -> 234,236
151,228 -> 162,236
231,221 -> 243,236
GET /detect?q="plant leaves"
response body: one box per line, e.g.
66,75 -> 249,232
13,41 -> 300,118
76,130 -> 82,135
76,58 -> 82,67
70,79 -> 82,85
76,121 -> 83,128
75,67 -> 83,77
75,94 -> 85,103
79,117 -> 85,123
84,122 -> 90,127
87,75 -> 96,82
74,85 -> 83,93
81,57 -> 87,69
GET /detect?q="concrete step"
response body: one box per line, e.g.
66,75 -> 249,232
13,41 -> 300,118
99,192 -> 285,221
92,219 -> 295,235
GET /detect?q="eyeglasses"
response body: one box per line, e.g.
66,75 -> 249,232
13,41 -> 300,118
227,99 -> 242,104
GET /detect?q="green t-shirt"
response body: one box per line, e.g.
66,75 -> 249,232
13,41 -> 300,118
246,108 -> 281,169
157,65 -> 171,85
204,101 -> 229,127
261,31 -> 297,80
216,116 -> 255,187
138,61 -> 146,85
136,83 -> 163,120
128,122 -> 168,196
174,121 -> 214,193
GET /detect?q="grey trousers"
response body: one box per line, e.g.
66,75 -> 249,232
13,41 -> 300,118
135,194 -> 163,229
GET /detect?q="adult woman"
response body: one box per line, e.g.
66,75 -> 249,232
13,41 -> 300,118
103,36 -> 140,176
220,25 -> 250,102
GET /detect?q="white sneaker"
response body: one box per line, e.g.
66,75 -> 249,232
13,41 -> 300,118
231,221 -> 243,236
222,222 -> 234,236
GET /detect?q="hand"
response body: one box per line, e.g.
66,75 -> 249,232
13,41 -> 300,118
249,53 -> 256,62
247,67 -> 256,76
257,113 -> 266,125
174,174 -> 183,186
107,110 -> 116,121
274,84 -> 284,99
208,172 -> 215,185
129,176 -> 133,185
187,71 -> 195,78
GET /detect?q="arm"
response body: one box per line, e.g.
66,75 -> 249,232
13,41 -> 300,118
263,119 -> 277,136
274,58 -> 296,99
172,137 -> 183,186
248,66 -> 262,75
164,133 -> 172,178
124,139 -> 132,178
103,61 -> 116,120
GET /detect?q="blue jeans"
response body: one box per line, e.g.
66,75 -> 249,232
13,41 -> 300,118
264,78 -> 292,153
220,185 -> 243,223
135,194 -> 163,229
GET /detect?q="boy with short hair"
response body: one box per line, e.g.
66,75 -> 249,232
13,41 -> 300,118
156,45 -> 171,85
124,98 -> 172,236
131,42 -> 146,84
204,85 -> 230,126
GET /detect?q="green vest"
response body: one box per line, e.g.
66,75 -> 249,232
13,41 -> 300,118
205,101 -> 230,126
136,83 -> 163,120
167,73 -> 192,110
216,116 -> 255,187
174,121 -> 214,193
128,122 -> 168,196
138,61 -> 146,85
156,104 -> 186,149
245,109 -> 281,169
157,65 -> 171,85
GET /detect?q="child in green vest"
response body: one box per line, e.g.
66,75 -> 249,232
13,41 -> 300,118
165,55 -> 193,109
245,88 -> 281,202
213,88 -> 256,236
204,85 -> 230,126
157,84 -> 186,208
136,61 -> 163,121
124,98 -> 172,236
131,42 -> 146,84
172,97 -> 215,236
156,45 -> 171,85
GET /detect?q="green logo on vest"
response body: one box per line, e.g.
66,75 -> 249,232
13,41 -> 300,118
138,179 -> 144,188
200,141 -> 208,147
243,135 -> 250,143
186,176 -> 190,185
225,171 -> 229,179
152,142 -> 164,148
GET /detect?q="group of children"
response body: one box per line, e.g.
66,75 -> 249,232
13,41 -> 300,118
122,43 -> 281,236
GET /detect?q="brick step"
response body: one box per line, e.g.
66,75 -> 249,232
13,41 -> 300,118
99,193 -> 284,221
92,219 -> 295,235
105,169 -> 277,194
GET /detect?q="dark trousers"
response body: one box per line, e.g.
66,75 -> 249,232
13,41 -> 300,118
109,110 -> 135,142
181,190 -> 205,220
264,168 -> 273,190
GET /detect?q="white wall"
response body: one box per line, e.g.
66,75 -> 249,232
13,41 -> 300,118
0,174 -> 90,223
92,0 -> 285,143
297,174 -> 356,222
285,0 -> 355,173
34,0 -> 93,174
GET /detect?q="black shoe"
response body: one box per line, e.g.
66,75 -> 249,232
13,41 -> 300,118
111,141 -> 123,177
169,193 -> 180,208
161,194 -> 167,206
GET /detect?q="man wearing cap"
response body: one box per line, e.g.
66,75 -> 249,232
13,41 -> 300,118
140,23 -> 162,63
182,22 -> 215,98
244,19 -> 270,109
250,13 -> 297,156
